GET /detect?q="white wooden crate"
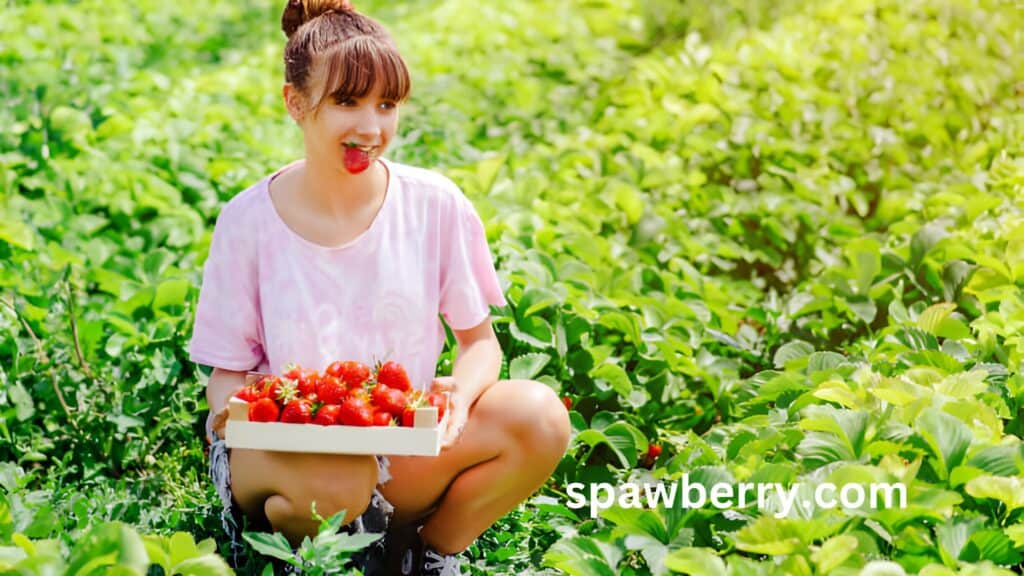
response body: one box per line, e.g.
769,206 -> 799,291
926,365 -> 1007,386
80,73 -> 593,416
224,374 -> 446,456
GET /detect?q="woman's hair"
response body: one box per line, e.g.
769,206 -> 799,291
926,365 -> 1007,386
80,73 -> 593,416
281,0 -> 411,113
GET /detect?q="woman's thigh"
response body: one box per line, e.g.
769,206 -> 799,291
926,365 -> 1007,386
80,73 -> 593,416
229,448 -> 380,525
378,378 -> 560,522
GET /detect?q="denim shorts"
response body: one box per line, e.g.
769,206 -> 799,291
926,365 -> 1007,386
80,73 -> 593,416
204,412 -> 394,566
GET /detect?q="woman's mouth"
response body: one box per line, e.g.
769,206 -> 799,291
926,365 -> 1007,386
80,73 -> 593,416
342,144 -> 373,174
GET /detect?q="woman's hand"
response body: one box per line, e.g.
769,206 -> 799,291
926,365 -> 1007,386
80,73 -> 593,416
211,405 -> 230,441
431,377 -> 469,449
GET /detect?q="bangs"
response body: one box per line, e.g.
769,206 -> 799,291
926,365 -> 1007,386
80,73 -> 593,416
314,36 -> 411,109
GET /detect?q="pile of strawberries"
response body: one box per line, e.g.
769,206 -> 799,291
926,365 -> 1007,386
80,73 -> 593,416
233,360 -> 447,427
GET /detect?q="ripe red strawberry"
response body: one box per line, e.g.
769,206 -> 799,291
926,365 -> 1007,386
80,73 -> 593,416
316,375 -> 347,405
259,376 -> 285,403
641,443 -> 662,468
376,361 -> 411,391
371,383 -> 408,416
338,394 -> 374,427
282,364 -> 318,398
562,396 -> 572,411
297,370 -> 319,399
313,404 -> 342,426
248,398 -> 280,422
343,145 -> 371,174
234,385 -> 260,402
282,363 -> 303,380
267,377 -> 299,406
426,392 -> 447,422
372,410 -> 393,427
280,399 -> 314,424
327,360 -> 372,388
401,406 -> 416,427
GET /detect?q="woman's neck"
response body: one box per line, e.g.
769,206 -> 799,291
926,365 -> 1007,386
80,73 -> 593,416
299,156 -> 387,219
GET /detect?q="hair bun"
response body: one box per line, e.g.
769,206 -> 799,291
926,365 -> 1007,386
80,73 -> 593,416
282,0 -> 355,38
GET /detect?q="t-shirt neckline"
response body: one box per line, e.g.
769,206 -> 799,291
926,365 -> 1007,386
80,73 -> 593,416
263,157 -> 394,251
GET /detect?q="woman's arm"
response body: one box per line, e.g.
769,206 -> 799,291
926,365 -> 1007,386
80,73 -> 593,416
207,367 -> 249,438
449,318 -> 503,407
433,317 -> 502,448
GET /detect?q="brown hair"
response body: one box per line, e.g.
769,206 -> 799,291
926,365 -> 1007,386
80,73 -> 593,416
281,0 -> 411,114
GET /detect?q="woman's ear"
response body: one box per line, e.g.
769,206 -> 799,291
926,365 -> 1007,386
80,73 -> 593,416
283,83 -> 307,123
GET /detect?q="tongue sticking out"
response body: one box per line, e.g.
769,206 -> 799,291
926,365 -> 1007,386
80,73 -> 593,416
343,146 -> 371,174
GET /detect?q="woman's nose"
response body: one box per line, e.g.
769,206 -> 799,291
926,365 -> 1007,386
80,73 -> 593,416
353,107 -> 381,138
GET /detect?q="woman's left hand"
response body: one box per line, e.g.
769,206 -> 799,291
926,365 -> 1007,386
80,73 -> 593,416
431,377 -> 469,449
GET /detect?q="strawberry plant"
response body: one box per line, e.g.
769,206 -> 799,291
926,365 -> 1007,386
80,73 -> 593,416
1,0 -> 1022,573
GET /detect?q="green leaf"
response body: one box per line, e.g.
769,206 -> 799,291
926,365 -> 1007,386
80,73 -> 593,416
918,303 -> 957,335
734,517 -> 813,555
543,536 -> 619,576
590,363 -> 632,397
845,237 -> 881,294
663,547 -> 726,576
611,181 -> 645,225
66,522 -> 149,575
509,352 -> 551,381
601,506 -> 668,544
965,475 -> 1024,512
914,408 -> 972,480
242,531 -> 296,563
812,534 -> 859,574
773,340 -> 815,369
910,223 -> 947,269
153,278 -> 190,311
174,554 -> 234,576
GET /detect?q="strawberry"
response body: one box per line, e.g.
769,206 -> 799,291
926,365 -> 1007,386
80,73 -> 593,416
371,383 -> 408,416
282,363 -> 303,380
296,370 -> 319,399
248,398 -> 280,422
280,399 -> 314,424
313,404 -> 342,426
372,410 -> 394,427
426,392 -> 447,423
401,406 -> 416,427
234,385 -> 260,402
343,144 -> 371,174
338,394 -> 374,427
327,360 -> 372,389
641,443 -> 662,469
267,377 -> 299,406
376,360 -> 411,391
259,376 -> 285,403
316,375 -> 347,405
282,364 -> 318,398
562,396 -> 572,411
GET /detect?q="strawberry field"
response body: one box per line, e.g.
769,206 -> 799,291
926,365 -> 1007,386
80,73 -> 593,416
2,0 -> 1023,574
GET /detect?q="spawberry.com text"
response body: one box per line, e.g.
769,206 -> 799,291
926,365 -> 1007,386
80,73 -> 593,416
565,476 -> 908,519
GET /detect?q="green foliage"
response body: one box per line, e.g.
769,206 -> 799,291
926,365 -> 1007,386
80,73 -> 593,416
2,0 -> 1023,573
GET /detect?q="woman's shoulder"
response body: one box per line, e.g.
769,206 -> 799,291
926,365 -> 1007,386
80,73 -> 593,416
216,164 -> 286,226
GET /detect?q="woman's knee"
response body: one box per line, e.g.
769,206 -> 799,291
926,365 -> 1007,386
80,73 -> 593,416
263,455 -> 379,528
498,380 -> 571,456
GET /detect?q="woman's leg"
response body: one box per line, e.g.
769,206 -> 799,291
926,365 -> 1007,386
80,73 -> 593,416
229,448 -> 381,548
380,379 -> 571,554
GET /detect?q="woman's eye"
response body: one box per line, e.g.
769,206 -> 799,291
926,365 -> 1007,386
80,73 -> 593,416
379,101 -> 397,110
335,98 -> 357,106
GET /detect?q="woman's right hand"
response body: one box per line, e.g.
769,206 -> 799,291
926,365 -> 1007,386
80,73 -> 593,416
211,405 -> 231,440
207,367 -> 250,441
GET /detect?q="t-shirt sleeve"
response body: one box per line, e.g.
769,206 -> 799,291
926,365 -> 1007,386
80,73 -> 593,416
439,192 -> 507,331
187,204 -> 264,371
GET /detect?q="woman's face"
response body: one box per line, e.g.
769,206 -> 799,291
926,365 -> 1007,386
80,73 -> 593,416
287,76 -> 400,172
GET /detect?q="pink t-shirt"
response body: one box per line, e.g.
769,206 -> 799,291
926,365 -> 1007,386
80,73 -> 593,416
187,157 -> 507,391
